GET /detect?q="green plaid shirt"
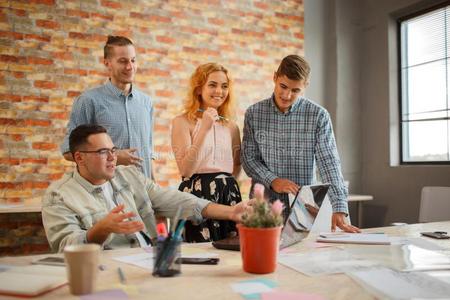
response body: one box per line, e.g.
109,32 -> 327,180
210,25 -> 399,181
242,95 -> 348,218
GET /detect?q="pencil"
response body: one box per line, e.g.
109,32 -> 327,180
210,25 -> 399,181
117,267 -> 127,284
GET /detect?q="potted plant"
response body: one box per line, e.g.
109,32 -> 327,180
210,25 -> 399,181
238,184 -> 284,274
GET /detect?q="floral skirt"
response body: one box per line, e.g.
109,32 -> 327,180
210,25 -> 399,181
178,172 -> 242,243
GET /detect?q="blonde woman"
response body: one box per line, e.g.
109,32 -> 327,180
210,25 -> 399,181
171,63 -> 242,242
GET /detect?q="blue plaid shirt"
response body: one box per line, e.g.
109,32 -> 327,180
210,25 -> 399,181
242,95 -> 348,217
61,81 -> 154,177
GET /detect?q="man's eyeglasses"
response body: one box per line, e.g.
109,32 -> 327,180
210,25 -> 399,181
78,147 -> 118,157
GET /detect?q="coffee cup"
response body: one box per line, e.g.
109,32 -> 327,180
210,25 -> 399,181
64,244 -> 100,295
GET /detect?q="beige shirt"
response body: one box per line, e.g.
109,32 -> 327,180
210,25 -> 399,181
191,119 -> 233,174
42,166 -> 209,252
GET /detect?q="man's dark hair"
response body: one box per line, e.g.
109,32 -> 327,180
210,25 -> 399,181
69,124 -> 107,154
276,55 -> 310,81
104,35 -> 134,59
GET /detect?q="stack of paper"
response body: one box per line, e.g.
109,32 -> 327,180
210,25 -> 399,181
348,267 -> 450,299
317,232 -> 391,245
0,265 -> 67,297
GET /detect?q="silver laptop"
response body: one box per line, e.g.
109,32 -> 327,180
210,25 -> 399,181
212,184 -> 331,251
280,184 -> 331,248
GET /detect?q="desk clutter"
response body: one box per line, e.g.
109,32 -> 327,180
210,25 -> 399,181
0,222 -> 450,299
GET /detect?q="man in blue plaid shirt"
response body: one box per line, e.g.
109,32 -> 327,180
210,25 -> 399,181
61,36 -> 154,179
242,55 -> 360,233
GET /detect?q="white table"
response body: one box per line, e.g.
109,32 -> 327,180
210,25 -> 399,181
1,221 -> 449,300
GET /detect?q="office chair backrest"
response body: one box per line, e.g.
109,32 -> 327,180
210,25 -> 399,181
419,186 -> 450,223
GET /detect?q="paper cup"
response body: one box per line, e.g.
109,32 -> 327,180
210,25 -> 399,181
64,244 -> 100,295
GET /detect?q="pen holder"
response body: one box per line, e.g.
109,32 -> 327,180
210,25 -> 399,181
152,237 -> 181,277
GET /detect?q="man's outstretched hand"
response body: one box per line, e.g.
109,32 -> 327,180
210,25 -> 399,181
331,212 -> 361,233
87,204 -> 144,244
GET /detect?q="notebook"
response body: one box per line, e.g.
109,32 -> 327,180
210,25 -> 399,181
316,232 -> 391,245
0,265 -> 67,297
212,184 -> 331,251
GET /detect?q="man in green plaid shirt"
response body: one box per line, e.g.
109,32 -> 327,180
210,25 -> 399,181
242,55 -> 360,233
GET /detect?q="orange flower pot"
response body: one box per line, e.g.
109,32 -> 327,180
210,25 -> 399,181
237,224 -> 282,274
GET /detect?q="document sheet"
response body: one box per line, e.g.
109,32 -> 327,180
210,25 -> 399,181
113,251 -> 219,271
278,248 -> 379,276
348,267 -> 450,299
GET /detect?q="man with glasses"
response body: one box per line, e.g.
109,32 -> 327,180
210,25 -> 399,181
43,125 -> 249,252
61,35 -> 154,178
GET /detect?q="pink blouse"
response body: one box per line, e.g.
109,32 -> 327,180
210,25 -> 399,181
191,119 -> 234,175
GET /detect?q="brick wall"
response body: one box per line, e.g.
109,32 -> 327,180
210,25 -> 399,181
0,212 -> 49,255
0,0 -> 304,204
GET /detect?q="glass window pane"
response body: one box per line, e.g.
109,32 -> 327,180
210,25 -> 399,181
447,6 -> 450,55
403,120 -> 449,162
402,61 -> 447,119
403,9 -> 446,67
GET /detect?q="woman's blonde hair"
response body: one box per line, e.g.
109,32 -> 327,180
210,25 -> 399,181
184,63 -> 234,122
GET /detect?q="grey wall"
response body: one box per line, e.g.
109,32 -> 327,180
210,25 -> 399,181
304,0 -> 330,109
304,0 -> 363,194
305,0 -> 450,227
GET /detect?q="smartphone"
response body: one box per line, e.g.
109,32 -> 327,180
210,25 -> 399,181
176,257 -> 220,265
31,256 -> 66,266
420,231 -> 450,239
